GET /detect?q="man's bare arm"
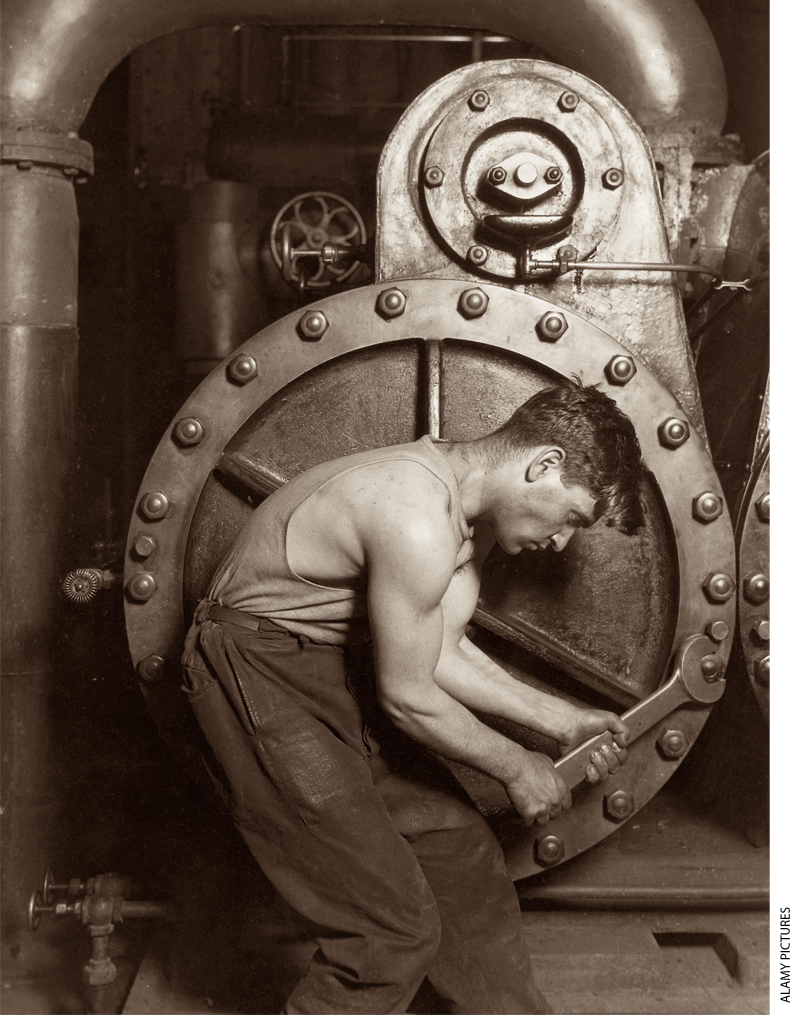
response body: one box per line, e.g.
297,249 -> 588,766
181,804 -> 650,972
363,494 -> 571,826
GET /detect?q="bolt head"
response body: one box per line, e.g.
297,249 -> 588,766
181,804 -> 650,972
743,572 -> 770,605
544,166 -> 563,184
755,492 -> 770,522
604,355 -> 637,386
514,162 -> 538,187
173,417 -> 204,447
751,619 -> 770,642
658,728 -> 688,759
558,91 -> 579,112
706,620 -> 730,643
139,491 -> 169,520
375,288 -> 407,319
467,245 -> 489,266
536,312 -> 569,342
658,417 -> 690,449
692,491 -> 723,523
424,166 -> 444,188
468,89 -> 490,111
298,310 -> 329,340
604,789 -> 634,822
703,572 -> 735,603
754,653 -> 770,685
488,166 -> 507,186
700,653 -> 724,682
602,168 -> 624,190
458,287 -> 489,319
228,353 -> 258,385
534,834 -> 565,866
132,534 -> 156,558
127,571 -> 156,602
137,654 -> 166,683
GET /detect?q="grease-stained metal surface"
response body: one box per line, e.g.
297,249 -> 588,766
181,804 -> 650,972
124,278 -> 735,875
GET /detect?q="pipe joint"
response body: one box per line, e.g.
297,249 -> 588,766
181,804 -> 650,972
1,129 -> 93,178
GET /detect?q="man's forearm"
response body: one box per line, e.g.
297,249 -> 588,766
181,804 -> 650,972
434,637 -> 582,740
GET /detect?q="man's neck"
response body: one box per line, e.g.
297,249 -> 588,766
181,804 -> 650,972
435,438 -> 506,524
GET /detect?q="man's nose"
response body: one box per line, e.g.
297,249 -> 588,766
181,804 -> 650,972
551,527 -> 575,552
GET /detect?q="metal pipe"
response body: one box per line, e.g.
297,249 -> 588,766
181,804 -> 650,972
520,885 -> 769,911
1,0 -> 726,137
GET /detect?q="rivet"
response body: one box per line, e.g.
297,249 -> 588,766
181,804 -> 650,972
703,572 -> 735,603
127,571 -> 157,602
657,728 -> 688,759
424,166 -> 444,188
137,654 -> 166,683
658,417 -> 690,449
173,417 -> 204,447
754,653 -> 770,685
604,790 -> 634,822
228,353 -> 258,385
375,287 -> 407,319
700,654 -> 724,682
468,89 -> 490,111
536,312 -> 568,342
705,620 -> 730,643
132,534 -> 156,559
298,310 -> 328,340
755,492 -> 770,523
139,492 -> 170,520
544,166 -> 563,184
467,245 -> 489,266
692,491 -> 723,523
602,168 -> 624,190
488,166 -> 507,186
751,619 -> 770,642
558,91 -> 579,112
458,287 -> 489,319
604,355 -> 637,386
743,573 -> 769,605
534,834 -> 565,866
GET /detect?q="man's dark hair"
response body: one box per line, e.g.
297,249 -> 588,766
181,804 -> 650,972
486,380 -> 645,535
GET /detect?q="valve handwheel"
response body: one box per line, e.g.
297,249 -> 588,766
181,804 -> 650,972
269,191 -> 367,290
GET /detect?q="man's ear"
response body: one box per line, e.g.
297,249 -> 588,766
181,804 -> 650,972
525,446 -> 566,482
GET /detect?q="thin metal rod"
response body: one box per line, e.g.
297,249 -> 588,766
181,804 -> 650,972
520,885 -> 769,910
424,340 -> 442,439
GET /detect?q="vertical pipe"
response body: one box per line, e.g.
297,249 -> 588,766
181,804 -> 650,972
0,163 -> 79,956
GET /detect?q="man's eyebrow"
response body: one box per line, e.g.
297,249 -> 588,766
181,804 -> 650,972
571,510 -> 594,528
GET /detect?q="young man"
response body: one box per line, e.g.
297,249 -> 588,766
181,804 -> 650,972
182,380 -> 645,1015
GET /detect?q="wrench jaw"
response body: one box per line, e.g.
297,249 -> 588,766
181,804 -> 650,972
505,632 -> 728,880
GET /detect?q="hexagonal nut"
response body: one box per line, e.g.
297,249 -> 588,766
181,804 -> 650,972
557,91 -> 579,112
424,166 -> 444,188
604,355 -> 637,386
602,168 -> 624,190
604,789 -> 634,822
657,728 -> 688,759
139,491 -> 170,521
703,572 -> 735,603
228,353 -> 258,385
700,653 -> 725,682
137,654 -> 166,683
705,619 -> 730,643
658,417 -> 690,449
468,89 -> 490,111
467,245 -> 489,266
536,312 -> 568,342
544,166 -> 563,184
132,534 -> 156,559
127,571 -> 157,602
374,288 -> 405,320
458,287 -> 489,319
173,417 -> 204,447
755,492 -> 770,523
743,572 -> 770,605
692,491 -> 723,524
754,653 -> 770,685
297,310 -> 329,340
534,834 -> 565,867
751,619 -> 770,642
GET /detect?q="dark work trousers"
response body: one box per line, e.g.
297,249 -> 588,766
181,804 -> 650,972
182,599 -> 552,1015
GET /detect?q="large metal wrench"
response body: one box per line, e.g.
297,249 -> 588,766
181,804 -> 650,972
554,633 -> 726,792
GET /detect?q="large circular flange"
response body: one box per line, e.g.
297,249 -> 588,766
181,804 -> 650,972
124,279 -> 735,875
737,446 -> 770,720
421,68 -> 624,279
